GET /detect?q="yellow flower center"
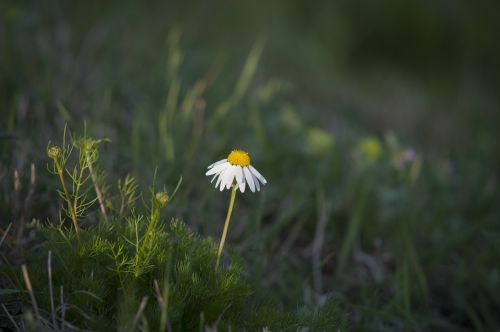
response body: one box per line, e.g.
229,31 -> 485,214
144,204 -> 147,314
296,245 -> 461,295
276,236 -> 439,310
227,150 -> 251,167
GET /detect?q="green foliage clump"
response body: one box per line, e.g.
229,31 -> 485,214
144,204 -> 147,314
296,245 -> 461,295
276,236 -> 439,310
24,217 -> 247,330
17,216 -> 346,331
2,130 -> 347,331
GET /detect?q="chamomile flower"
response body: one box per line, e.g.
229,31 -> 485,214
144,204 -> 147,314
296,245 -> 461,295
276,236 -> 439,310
206,149 -> 267,266
206,150 -> 267,193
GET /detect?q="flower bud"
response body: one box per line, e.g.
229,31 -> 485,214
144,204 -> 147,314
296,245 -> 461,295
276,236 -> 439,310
155,192 -> 170,207
48,146 -> 61,159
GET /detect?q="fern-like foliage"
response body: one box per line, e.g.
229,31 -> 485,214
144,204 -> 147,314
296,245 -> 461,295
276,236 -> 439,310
16,216 -> 346,331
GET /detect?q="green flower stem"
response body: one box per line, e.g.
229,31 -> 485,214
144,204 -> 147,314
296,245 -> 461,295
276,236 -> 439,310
216,184 -> 237,266
86,153 -> 108,223
57,167 -> 80,237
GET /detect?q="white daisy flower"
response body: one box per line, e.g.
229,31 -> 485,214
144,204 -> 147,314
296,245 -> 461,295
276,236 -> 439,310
206,149 -> 267,193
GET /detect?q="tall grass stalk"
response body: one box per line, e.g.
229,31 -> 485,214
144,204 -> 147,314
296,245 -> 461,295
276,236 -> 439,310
336,183 -> 368,275
209,39 -> 264,129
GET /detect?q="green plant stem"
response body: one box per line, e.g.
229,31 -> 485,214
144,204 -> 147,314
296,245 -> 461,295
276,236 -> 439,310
57,168 -> 80,237
86,154 -> 108,223
216,184 -> 237,266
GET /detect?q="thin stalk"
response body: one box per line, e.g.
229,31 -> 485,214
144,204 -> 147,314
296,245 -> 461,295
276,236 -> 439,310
216,184 -> 237,266
21,264 -> 40,321
1,304 -> 21,331
336,182 -> 368,276
47,251 -> 57,329
60,285 -> 65,331
130,296 -> 148,332
72,162 -> 86,220
86,155 -> 108,223
57,168 -> 79,237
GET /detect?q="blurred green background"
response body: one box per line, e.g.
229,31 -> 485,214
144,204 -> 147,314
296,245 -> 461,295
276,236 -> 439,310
1,0 -> 499,330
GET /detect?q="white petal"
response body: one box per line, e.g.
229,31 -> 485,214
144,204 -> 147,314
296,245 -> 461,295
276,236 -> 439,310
220,166 -> 235,191
216,165 -> 231,189
239,179 -> 246,193
215,171 -> 223,189
219,179 -> 226,191
249,165 -> 267,184
253,173 -> 261,191
207,159 -> 227,169
206,161 -> 230,176
235,166 -> 243,187
211,174 -> 218,183
226,165 -> 237,189
236,166 -> 246,193
243,167 -> 255,192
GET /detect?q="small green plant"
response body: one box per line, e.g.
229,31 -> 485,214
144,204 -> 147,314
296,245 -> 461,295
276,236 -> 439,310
47,127 -> 108,237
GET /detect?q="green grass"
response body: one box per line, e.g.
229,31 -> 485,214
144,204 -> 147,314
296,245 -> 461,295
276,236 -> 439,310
16,216 -> 345,330
1,1 -> 500,331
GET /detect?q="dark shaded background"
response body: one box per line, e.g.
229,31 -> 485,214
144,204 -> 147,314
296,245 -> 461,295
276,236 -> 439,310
2,0 -> 500,149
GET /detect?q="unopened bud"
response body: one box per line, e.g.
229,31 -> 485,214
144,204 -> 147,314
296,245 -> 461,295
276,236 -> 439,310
48,146 -> 60,159
81,139 -> 94,152
155,192 -> 170,207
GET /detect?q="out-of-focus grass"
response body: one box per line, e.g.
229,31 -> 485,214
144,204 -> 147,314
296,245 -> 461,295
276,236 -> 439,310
1,1 -> 500,331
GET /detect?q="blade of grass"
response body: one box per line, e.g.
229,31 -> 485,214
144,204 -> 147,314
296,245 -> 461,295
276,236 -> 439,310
209,38 -> 265,127
129,296 -> 148,332
336,185 -> 368,276
1,303 -> 21,331
0,222 -> 12,248
48,251 -> 57,330
312,190 -> 332,299
60,285 -> 65,332
159,80 -> 180,163
21,264 -> 40,321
